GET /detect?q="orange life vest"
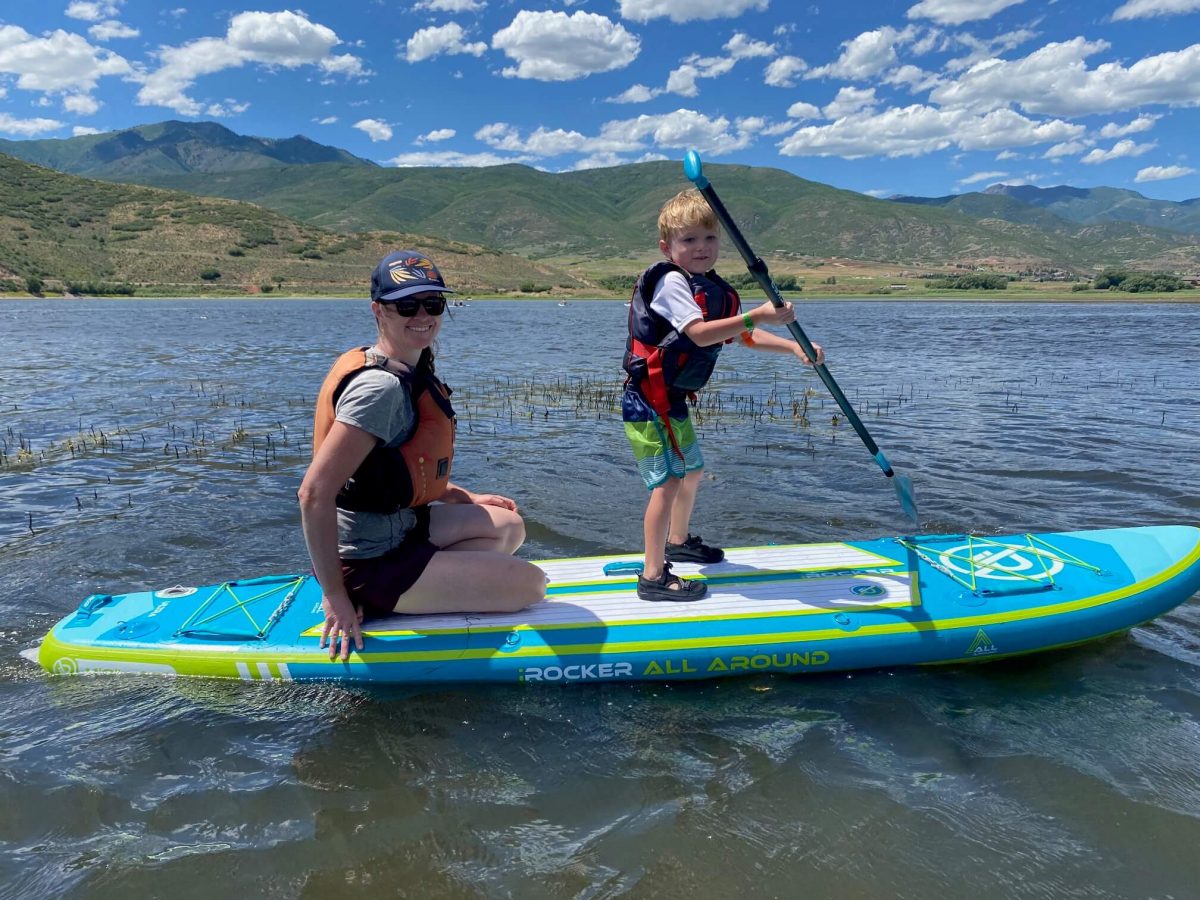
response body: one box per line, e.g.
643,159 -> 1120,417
313,347 -> 455,511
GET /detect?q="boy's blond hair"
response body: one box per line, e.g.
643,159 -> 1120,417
657,189 -> 717,243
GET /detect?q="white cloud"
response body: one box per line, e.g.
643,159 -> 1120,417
761,120 -> 797,136
354,118 -> 393,142
320,54 -> 367,78
764,55 -> 807,87
607,83 -> 661,103
1043,139 -> 1090,158
136,10 -> 362,116
662,32 -> 775,97
0,24 -> 131,93
957,169 -> 1008,186
414,0 -> 486,10
477,122 -> 590,156
932,38 -> 1200,117
786,101 -> 822,120
89,20 -> 139,41
943,28 -> 1037,73
823,86 -> 877,119
1081,139 -> 1157,164
492,11 -> 640,81
73,125 -> 103,135
883,64 -> 942,92
618,0 -> 769,24
570,151 -> 669,170
0,112 -> 64,136
65,1 -> 120,22
63,93 -> 101,114
1135,164 -> 1196,181
995,149 -> 1021,159
666,55 -> 735,97
476,108 -> 761,160
807,26 -> 916,80
405,23 -> 487,62
778,104 -> 1083,159
1112,0 -> 1200,21
387,150 -> 536,167
725,33 -> 775,60
1098,114 -> 1159,138
316,116 -> 338,125
417,128 -> 456,143
906,0 -> 1027,25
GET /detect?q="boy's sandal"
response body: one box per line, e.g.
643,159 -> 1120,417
665,533 -> 725,564
636,563 -> 708,602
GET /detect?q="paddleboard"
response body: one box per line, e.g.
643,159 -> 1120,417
25,525 -> 1200,684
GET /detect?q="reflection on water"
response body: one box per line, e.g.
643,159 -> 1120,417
2,299 -> 1199,897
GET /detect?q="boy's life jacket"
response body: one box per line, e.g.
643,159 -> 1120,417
623,259 -> 741,413
312,347 -> 455,513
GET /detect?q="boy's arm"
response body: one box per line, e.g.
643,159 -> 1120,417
682,299 -> 797,347
742,328 -> 825,366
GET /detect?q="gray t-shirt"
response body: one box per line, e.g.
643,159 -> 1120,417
651,269 -> 705,332
333,362 -> 421,559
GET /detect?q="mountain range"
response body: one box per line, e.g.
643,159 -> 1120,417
0,121 -> 375,179
891,183 -> 1200,237
2,121 -> 1199,292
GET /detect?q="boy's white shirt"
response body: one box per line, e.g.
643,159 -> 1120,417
649,269 -> 704,332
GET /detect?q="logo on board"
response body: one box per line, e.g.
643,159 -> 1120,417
938,544 -> 1064,582
966,629 -> 997,656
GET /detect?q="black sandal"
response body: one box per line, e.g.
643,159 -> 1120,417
665,533 -> 725,564
636,563 -> 708,602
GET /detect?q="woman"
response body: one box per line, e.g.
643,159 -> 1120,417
299,250 -> 547,661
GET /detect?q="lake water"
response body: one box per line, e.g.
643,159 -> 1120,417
2,298 -> 1199,897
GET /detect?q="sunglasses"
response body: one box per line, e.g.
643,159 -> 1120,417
386,295 -> 447,316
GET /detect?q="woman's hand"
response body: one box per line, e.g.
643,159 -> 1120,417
320,594 -> 364,661
444,484 -> 518,511
470,493 -> 518,511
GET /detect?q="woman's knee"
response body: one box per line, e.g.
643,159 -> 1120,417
494,507 -> 526,552
508,559 -> 547,610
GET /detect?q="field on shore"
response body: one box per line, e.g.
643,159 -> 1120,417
7,254 -> 1195,302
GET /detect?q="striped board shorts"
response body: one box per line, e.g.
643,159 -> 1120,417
622,387 -> 704,490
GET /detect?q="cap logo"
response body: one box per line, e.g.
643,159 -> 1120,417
388,255 -> 440,286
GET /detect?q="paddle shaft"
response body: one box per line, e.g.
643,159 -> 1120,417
691,181 -> 893,474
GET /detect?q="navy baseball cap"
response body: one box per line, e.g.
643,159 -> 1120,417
370,250 -> 456,302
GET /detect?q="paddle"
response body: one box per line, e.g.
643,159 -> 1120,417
683,150 -> 919,523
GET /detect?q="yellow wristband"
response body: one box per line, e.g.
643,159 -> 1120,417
742,313 -> 754,332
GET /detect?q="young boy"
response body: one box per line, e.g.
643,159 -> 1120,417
623,189 -> 824,601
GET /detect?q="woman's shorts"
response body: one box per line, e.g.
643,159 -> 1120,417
340,506 -> 438,617
622,387 -> 704,490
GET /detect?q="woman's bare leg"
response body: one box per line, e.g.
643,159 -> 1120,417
387,502 -> 544,614
428,502 -> 526,554
392,550 -> 547,614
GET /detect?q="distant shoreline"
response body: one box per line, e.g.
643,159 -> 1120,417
3,291 -> 1199,303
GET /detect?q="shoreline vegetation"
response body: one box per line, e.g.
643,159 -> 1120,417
4,262 -> 1198,303
4,289 -> 1198,302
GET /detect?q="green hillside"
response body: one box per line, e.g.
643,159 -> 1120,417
131,159 -> 1200,271
0,154 -> 585,296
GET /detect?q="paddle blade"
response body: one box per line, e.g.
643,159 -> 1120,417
892,472 -> 920,524
683,150 -> 708,188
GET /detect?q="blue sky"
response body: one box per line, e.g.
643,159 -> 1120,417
2,0 -> 1199,200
